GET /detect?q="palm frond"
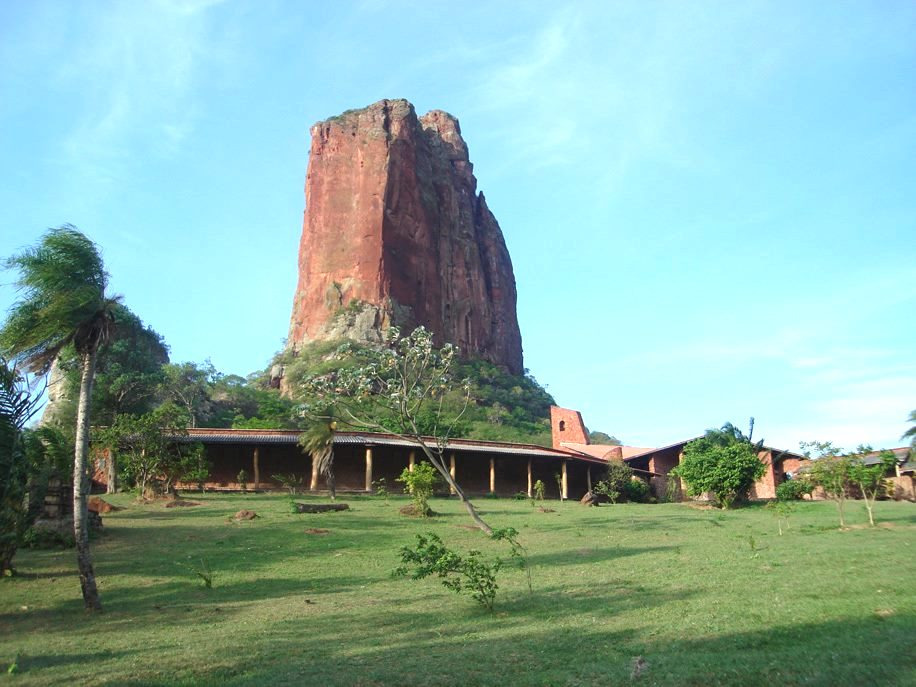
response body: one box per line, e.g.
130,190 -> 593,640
1,226 -> 118,373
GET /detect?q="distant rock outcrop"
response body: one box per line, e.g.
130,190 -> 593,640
287,99 -> 524,375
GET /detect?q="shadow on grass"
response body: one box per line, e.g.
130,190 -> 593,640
1,573 -> 378,633
157,609 -> 915,687
526,544 -> 675,568
14,649 -> 136,672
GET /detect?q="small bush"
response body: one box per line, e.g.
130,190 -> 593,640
272,473 -> 303,495
533,479 -> 546,501
397,462 -> 439,516
394,532 -> 501,610
624,478 -> 651,503
776,479 -> 814,501
237,469 -> 249,492
371,478 -> 389,501
664,477 -> 682,503
22,525 -> 74,549
178,558 -> 214,588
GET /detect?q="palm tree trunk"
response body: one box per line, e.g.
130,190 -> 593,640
73,351 -> 102,611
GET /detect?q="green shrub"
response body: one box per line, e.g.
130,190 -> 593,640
272,473 -> 303,495
237,469 -> 248,492
624,478 -> 651,503
604,460 -> 633,500
776,479 -> 814,501
673,435 -> 765,508
371,477 -> 390,502
23,525 -> 74,549
593,480 -> 619,503
533,479 -> 546,501
394,532 -> 502,610
396,462 -> 438,516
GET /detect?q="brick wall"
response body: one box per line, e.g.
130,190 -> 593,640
550,406 -> 590,449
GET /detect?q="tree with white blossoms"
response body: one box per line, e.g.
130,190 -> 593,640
297,326 -> 493,534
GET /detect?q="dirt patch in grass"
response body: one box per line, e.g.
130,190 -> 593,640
305,528 -> 330,535
88,496 -> 122,513
537,506 -> 556,513
165,500 -> 201,509
232,510 -> 258,520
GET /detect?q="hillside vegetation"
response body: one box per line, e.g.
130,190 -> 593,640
274,339 -> 556,445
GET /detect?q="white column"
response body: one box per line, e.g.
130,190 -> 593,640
253,447 -> 260,491
365,446 -> 373,492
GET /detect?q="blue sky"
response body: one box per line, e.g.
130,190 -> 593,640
1,0 -> 914,451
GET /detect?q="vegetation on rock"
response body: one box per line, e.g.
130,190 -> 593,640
275,337 -> 556,445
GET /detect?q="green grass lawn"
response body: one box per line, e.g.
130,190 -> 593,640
1,494 -> 914,686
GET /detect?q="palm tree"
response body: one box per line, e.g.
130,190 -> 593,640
0,226 -> 119,610
903,410 -> 916,449
299,416 -> 336,500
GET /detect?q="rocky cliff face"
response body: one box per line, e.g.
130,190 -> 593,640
288,99 -> 524,374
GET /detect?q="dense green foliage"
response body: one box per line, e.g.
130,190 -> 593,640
54,304 -> 168,426
1,494 -> 914,685
673,425 -> 766,508
95,404 -> 208,497
594,460 -> 651,504
277,337 -> 555,445
0,361 -> 43,573
594,460 -> 633,503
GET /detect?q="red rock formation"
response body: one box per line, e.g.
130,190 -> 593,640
288,99 -> 523,374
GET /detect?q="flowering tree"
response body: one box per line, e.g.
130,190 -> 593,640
296,326 -> 493,533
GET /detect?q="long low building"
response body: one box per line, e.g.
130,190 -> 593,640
174,427 -> 608,499
98,405 -> 864,501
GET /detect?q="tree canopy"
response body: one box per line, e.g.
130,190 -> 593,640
673,423 -> 766,508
